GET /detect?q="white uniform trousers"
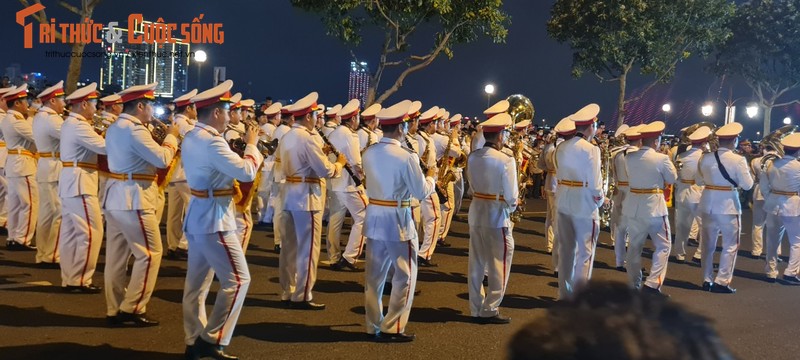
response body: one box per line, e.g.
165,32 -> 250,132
468,225 -> 514,317
104,209 -> 163,316
183,231 -> 250,347
257,182 -> 273,224
625,216 -> 671,290
438,182 -> 456,240
35,181 -> 61,263
765,214 -> 798,278
556,212 -> 598,300
610,193 -> 627,268
364,238 -> 418,335
7,175 -> 38,245
327,190 -> 368,263
235,208 -> 254,253
59,195 -> 103,287
166,182 -> 190,251
279,210 -> 322,302
700,213 -> 740,286
155,190 -> 166,225
673,202 -> 703,258
419,193 -> 442,260
752,199 -> 767,256
98,176 -> 108,210
271,182 -> 284,246
544,190 -> 559,270
453,176 -> 465,218
0,172 -> 8,227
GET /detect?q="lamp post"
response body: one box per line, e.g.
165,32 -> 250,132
662,103 -> 671,122
195,50 -> 207,89
484,84 -> 495,108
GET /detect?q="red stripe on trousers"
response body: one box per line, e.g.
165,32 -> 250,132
501,228 -> 508,289
216,232 -> 242,345
303,211 -> 314,302
24,177 -> 33,244
133,210 -> 152,314
426,196 -> 438,259
399,240 -> 412,334
79,196 -> 93,286
659,216 -> 668,289
586,221 -> 597,279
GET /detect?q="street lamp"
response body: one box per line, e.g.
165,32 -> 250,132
484,84 -> 495,108
701,103 -> 713,117
662,103 -> 671,122
746,103 -> 759,119
784,116 -> 792,125
195,50 -> 208,89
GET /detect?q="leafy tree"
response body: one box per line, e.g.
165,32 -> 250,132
712,0 -> 800,135
548,0 -> 735,128
19,0 -> 104,93
292,0 -> 509,105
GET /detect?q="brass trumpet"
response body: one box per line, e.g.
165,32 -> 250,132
150,118 -> 169,145
225,123 -> 278,157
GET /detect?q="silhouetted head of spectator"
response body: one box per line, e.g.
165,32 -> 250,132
508,281 -> 735,360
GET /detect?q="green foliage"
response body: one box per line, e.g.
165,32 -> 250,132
547,0 -> 735,82
712,0 -> 800,99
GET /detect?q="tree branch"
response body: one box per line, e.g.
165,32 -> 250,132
59,1 -> 82,16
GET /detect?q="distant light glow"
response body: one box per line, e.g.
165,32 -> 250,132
701,103 -> 713,117
784,117 -> 791,125
195,50 -> 207,63
746,104 -> 758,119
484,84 -> 495,95
155,106 -> 166,117
662,103 -> 671,113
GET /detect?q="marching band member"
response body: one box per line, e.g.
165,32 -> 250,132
363,100 -> 436,342
164,89 -> 198,260
104,82 -> 179,327
270,105 -> 294,253
32,81 -> 66,265
97,94 -> 122,206
181,80 -> 261,360
0,87 -> 11,232
695,122 -> 753,293
760,133 -> 800,283
673,126 -> 711,262
404,101 -> 424,229
416,106 -> 443,267
622,121 -> 677,295
328,99 -> 368,271
540,118 -> 575,273
609,124 -> 631,270
433,108 -> 462,248
58,83 -> 105,293
321,104 -> 341,233
471,100 -> 509,152
449,114 -> 466,230
466,112 -> 516,324
751,142 -> 778,259
278,91 -> 346,309
554,103 -> 604,300
358,104 -> 382,150
256,102 -> 281,224
1,84 -> 39,251
226,96 -> 258,251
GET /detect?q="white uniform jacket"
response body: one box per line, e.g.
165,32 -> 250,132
622,146 -> 677,218
554,136 -> 604,218
32,106 -> 63,182
170,113 -> 195,183
675,148 -> 704,204
328,125 -> 363,192
752,153 -> 775,202
538,142 -> 557,193
58,113 -> 106,197
272,124 -> 292,183
415,132 -> 438,173
0,109 -> 7,168
362,138 -> 436,241
182,122 -> 263,234
278,124 -> 342,212
695,148 -> 754,215
103,113 -> 178,210
358,127 -> 378,151
467,146 -> 518,228
1,110 -> 37,177
761,155 -> 800,217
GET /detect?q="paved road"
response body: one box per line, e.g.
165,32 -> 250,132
1,199 -> 798,359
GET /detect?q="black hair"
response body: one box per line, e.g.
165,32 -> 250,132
122,98 -> 152,114
380,123 -> 400,134
197,102 -> 228,120
484,131 -> 502,142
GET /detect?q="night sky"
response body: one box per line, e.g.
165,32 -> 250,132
3,0 -> 799,139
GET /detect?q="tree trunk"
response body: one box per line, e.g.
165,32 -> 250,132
763,103 -> 772,136
616,70 -> 628,128
65,42 -> 86,93
366,84 -> 377,107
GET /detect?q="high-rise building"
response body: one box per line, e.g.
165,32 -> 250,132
100,20 -> 189,98
348,61 -> 370,107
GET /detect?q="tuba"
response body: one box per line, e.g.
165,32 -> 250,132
505,94 -> 535,223
760,124 -> 798,171
674,122 -> 716,170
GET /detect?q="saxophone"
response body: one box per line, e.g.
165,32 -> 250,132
598,138 -> 612,229
760,124 -> 798,171
510,133 -> 527,223
436,130 -> 457,203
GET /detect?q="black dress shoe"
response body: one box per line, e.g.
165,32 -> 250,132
710,283 -> 736,294
274,245 -> 281,254
184,344 -> 195,360
702,281 -> 714,291
552,271 -> 558,278
766,277 -> 777,284
7,241 -> 36,251
615,266 -> 626,272
436,239 -> 451,248
375,332 -> 415,343
63,284 -> 102,294
193,338 -> 239,359
167,248 -> 188,260
115,311 -> 160,327
641,285 -> 668,297
475,315 -> 511,324
290,301 -> 326,310
692,257 -> 701,264
331,258 -> 360,272
417,257 -> 438,268
37,262 -> 60,269
782,275 -> 800,284
688,238 -> 699,247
